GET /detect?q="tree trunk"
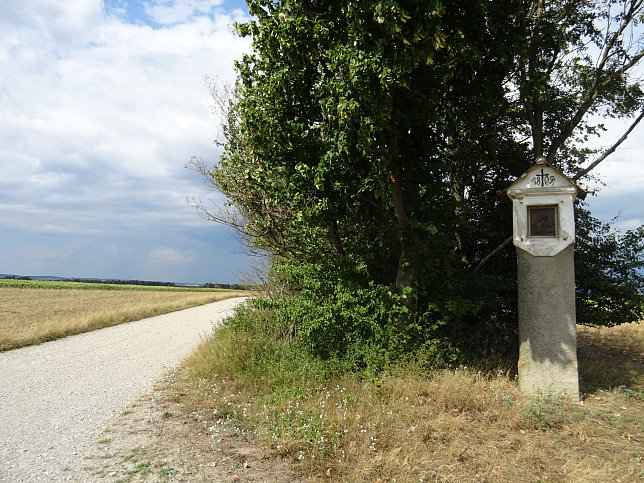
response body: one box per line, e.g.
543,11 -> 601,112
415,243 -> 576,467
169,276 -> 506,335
329,220 -> 346,257
388,95 -> 419,311
389,144 -> 418,311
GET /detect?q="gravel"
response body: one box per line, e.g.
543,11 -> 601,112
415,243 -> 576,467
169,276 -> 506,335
0,297 -> 247,482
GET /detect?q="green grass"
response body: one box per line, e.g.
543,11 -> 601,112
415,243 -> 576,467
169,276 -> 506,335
0,279 -> 234,291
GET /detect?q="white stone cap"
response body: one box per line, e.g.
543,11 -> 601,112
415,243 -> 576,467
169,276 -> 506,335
502,159 -> 587,201
502,159 -> 586,257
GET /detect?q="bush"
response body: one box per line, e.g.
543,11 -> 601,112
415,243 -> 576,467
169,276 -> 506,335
252,259 -> 458,374
575,208 -> 644,327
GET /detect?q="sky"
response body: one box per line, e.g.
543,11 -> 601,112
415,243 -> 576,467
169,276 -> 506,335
0,0 -> 252,284
0,1 -> 643,285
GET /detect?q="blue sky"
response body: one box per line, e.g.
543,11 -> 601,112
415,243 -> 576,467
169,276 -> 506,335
1,1 -> 643,285
1,0 -> 252,284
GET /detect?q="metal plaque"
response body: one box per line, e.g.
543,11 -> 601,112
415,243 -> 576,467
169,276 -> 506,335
528,205 -> 558,238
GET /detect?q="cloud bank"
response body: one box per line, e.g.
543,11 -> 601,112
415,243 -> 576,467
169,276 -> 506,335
0,0 -> 641,283
0,0 -> 252,283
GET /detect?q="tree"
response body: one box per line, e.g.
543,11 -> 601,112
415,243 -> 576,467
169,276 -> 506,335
196,0 -> 644,364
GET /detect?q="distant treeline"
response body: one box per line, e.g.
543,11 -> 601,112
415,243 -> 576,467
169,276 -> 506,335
202,282 -> 247,290
1,275 -> 247,290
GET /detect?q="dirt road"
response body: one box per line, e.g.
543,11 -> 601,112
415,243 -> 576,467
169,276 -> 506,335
0,297 -> 246,482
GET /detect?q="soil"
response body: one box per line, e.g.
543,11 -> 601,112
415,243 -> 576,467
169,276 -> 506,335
81,375 -> 305,483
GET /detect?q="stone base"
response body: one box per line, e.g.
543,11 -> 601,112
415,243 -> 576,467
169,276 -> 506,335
517,245 -> 580,400
518,358 -> 580,398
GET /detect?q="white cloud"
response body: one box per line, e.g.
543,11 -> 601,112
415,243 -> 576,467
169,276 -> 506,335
149,248 -> 193,262
589,153 -> 643,196
0,0 -> 252,282
144,0 -> 225,25
0,0 -> 249,206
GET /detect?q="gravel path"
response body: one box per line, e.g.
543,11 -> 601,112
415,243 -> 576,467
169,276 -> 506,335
0,297 -> 247,482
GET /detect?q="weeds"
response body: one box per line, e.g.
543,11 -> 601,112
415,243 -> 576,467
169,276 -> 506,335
173,304 -> 644,482
126,461 -> 152,478
522,397 -> 567,430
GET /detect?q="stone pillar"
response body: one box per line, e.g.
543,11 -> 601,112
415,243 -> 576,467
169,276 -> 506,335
517,244 -> 580,399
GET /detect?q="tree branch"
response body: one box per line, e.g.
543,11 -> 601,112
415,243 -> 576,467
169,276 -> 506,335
472,236 -> 513,273
547,0 -> 644,160
474,108 -> 644,274
573,109 -> 644,181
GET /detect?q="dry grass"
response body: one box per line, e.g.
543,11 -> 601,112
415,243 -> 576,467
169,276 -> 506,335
176,320 -> 644,482
578,322 -> 644,391
0,288 -> 248,351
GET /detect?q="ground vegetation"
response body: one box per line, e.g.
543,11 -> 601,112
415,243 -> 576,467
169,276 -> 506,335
85,311 -> 644,481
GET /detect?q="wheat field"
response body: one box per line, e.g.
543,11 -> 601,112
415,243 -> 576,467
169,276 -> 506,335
0,287 -> 246,351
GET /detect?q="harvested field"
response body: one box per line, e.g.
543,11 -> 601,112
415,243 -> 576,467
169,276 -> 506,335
0,287 -> 247,351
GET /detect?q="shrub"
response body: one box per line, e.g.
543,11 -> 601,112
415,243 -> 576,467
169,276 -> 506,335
253,259 -> 458,374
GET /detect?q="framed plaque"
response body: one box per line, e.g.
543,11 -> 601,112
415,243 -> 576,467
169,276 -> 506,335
528,205 -> 558,238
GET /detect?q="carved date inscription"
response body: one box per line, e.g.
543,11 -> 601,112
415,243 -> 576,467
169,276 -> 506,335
532,168 -> 556,187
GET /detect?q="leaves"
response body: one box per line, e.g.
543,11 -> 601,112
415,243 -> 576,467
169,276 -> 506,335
200,0 -> 644,365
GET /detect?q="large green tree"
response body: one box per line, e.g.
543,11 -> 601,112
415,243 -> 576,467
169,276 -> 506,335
195,0 -> 644,363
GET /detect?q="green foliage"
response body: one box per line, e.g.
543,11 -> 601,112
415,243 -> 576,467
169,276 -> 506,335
206,0 -> 644,366
278,261 -> 405,360
575,206 -> 644,327
253,258 -> 465,373
210,302 -> 334,387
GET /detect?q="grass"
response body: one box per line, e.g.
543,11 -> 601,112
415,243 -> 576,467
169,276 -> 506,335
172,305 -> 644,482
577,322 -> 644,390
0,286 -> 249,351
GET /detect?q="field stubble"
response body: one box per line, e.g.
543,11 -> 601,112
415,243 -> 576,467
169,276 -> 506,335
0,288 -> 247,351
